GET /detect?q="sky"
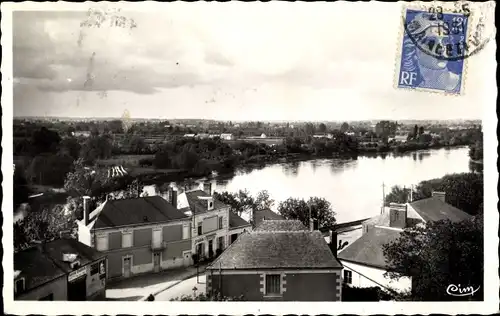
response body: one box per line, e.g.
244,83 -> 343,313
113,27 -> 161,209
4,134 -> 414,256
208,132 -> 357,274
12,2 -> 496,121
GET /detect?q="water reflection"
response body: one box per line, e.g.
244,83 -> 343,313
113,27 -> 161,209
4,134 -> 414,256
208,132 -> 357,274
146,147 -> 471,223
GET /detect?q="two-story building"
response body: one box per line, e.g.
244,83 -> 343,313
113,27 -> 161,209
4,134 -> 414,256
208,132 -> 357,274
14,238 -> 106,301
77,195 -> 193,280
206,220 -> 343,301
176,182 -> 251,259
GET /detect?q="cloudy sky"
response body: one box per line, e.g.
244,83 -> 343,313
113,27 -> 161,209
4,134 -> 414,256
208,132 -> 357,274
12,2 -> 495,120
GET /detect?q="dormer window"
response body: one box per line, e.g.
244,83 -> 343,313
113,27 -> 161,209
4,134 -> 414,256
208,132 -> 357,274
15,277 -> 25,294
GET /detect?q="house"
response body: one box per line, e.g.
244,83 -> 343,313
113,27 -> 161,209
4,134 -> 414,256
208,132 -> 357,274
177,182 -> 251,260
260,133 -> 267,138
321,218 -> 371,252
77,195 -> 193,280
205,220 -> 343,301
337,191 -> 472,293
14,238 -> 107,301
184,134 -> 196,138
250,208 -> 284,227
220,133 -> 234,140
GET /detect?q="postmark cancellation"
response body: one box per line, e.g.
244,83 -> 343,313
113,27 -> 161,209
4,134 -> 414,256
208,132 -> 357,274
395,1 -> 495,95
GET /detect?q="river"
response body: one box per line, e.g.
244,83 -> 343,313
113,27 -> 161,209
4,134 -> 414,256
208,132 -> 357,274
144,147 -> 473,223
212,146 -> 473,223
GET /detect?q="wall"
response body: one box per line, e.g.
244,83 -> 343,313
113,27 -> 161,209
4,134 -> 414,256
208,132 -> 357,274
207,270 -> 341,301
17,275 -> 67,301
208,273 -> 262,300
85,259 -> 106,300
340,260 -> 411,293
77,222 -> 91,246
191,207 -> 230,255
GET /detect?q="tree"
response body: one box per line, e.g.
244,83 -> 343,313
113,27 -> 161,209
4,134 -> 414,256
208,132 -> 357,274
59,137 -> 81,160
384,185 -> 410,205
385,173 -> 483,216
418,126 -> 425,136
26,153 -> 74,186
31,127 -> 61,155
414,173 -> 483,216
383,217 -> 483,301
277,197 -> 336,228
340,122 -> 350,133
254,190 -> 275,212
63,159 -> 107,196
214,189 -> 255,216
14,204 -> 77,252
318,123 -> 327,133
80,135 -> 113,164
14,169 -> 32,210
413,125 -> 418,139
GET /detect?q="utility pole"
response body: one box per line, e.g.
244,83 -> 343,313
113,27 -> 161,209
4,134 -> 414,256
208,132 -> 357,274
381,182 -> 386,214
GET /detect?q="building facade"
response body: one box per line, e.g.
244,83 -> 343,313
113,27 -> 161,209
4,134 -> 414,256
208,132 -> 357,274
178,182 -> 251,259
78,195 -> 193,280
14,238 -> 106,301
206,220 -> 343,301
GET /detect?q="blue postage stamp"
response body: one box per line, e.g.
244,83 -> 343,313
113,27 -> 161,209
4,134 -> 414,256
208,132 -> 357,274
396,7 -> 470,95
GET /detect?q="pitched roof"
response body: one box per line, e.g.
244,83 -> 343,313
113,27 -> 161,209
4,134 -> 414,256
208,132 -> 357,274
14,238 -> 105,292
229,212 -> 251,229
207,230 -> 342,270
337,227 -> 401,269
185,190 -> 229,215
255,220 -> 307,232
253,208 -> 284,225
410,197 -> 472,223
93,196 -> 188,229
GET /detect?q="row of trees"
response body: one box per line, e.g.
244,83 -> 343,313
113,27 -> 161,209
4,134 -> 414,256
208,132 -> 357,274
214,189 -> 337,229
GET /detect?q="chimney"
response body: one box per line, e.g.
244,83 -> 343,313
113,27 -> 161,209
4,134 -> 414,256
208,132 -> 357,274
203,182 -> 212,196
432,191 -> 446,203
83,196 -> 91,226
389,203 -> 407,229
329,230 -> 338,258
171,188 -> 178,209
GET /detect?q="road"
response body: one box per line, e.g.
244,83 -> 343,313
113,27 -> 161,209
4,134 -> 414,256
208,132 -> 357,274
155,274 -> 207,301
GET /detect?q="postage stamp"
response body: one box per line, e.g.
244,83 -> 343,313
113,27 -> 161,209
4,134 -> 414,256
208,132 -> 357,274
395,2 -> 493,95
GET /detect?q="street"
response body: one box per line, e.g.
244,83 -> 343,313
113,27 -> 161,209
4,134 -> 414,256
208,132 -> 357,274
155,274 -> 206,301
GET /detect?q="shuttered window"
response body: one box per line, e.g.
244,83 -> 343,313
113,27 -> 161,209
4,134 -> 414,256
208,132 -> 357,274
265,274 -> 281,295
96,235 -> 108,251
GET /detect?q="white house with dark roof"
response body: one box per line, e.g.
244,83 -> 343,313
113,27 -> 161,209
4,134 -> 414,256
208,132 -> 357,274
174,182 -> 251,260
205,220 -> 343,301
337,191 -> 472,293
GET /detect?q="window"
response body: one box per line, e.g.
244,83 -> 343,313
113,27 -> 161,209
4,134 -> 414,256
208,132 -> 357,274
182,225 -> 190,240
344,270 -> 352,284
198,224 -> 202,236
90,262 -> 99,275
218,236 -> 224,250
265,274 -> 281,296
15,278 -> 25,294
218,216 -> 223,229
96,235 -> 108,251
122,232 -> 133,248
39,293 -> 53,301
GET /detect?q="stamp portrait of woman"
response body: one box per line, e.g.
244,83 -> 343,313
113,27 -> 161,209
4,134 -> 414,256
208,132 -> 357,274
401,12 -> 463,93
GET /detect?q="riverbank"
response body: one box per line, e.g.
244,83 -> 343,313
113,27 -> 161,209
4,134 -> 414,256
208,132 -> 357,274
135,144 -> 470,186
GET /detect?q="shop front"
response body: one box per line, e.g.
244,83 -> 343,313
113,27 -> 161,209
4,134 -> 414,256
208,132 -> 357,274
67,258 -> 107,301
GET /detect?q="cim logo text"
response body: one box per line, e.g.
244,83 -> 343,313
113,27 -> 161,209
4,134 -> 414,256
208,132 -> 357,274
446,284 -> 480,297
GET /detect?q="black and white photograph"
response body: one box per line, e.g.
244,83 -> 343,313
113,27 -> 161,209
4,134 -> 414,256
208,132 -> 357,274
2,1 -> 498,314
